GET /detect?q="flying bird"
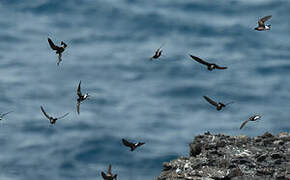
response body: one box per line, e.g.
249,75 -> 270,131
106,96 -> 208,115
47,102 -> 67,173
255,15 -> 272,31
76,81 -> 89,115
48,37 -> 67,66
189,55 -> 227,71
150,48 -> 162,61
150,43 -> 166,61
240,114 -> 261,129
0,111 -> 13,121
40,106 -> 69,124
101,164 -> 117,180
122,138 -> 145,151
203,96 -> 234,111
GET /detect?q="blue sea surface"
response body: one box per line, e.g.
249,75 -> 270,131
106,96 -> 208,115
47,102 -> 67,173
0,0 -> 289,179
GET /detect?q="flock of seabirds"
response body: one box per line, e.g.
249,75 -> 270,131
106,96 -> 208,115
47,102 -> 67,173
0,15 -> 273,179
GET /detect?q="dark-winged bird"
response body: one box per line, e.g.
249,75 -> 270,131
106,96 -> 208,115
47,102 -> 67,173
240,114 -> 261,129
150,43 -> 166,61
122,138 -> 145,151
0,111 -> 13,121
203,96 -> 233,111
189,55 -> 227,71
76,81 -> 89,115
150,48 -> 162,61
48,38 -> 67,66
40,106 -> 69,124
101,164 -> 117,180
255,15 -> 272,31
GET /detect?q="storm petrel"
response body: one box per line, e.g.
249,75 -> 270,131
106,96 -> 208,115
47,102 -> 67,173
0,111 -> 13,121
150,48 -> 162,61
240,114 -> 261,129
76,81 -> 89,115
122,138 -> 145,152
150,44 -> 166,61
203,96 -> 233,111
40,106 -> 69,124
48,37 -> 67,66
255,15 -> 272,31
101,164 -> 117,180
189,55 -> 227,71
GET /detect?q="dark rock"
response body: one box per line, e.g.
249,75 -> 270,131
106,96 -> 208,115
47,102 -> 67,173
216,140 -> 226,148
261,132 -> 274,138
162,162 -> 172,171
254,137 -> 262,142
189,142 -> 202,157
286,153 -> 290,161
204,131 -> 211,135
271,153 -> 283,159
226,168 -> 243,178
274,159 -> 282,165
256,153 -> 267,162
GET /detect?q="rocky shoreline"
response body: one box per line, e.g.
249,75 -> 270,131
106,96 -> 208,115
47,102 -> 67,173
155,132 -> 290,180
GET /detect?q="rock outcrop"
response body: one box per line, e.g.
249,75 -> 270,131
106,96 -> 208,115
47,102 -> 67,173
155,132 -> 290,180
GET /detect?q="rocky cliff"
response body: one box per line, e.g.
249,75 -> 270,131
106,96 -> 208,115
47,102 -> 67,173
155,132 -> 290,180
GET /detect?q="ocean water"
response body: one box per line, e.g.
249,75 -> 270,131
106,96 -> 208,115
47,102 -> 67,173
0,0 -> 289,179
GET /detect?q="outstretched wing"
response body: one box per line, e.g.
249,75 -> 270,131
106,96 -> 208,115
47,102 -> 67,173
1,111 -> 13,117
76,100 -> 81,115
203,96 -> 218,107
101,172 -> 108,179
61,41 -> 67,48
215,65 -> 227,69
136,142 -> 145,148
40,106 -> 51,119
240,119 -> 249,129
155,49 -> 160,55
258,15 -> 272,27
122,139 -> 134,148
77,81 -> 82,97
57,113 -> 69,120
189,55 -> 211,66
48,38 -> 59,50
260,15 -> 272,23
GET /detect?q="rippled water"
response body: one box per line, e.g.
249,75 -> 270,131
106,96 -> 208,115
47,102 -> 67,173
0,0 -> 289,179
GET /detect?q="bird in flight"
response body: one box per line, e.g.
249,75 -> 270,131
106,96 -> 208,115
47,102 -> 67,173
48,37 -> 67,66
101,164 -> 117,180
40,106 -> 69,124
254,15 -> 272,31
122,138 -> 145,152
150,48 -> 162,61
240,114 -> 261,129
150,43 -> 165,61
189,55 -> 227,71
76,81 -> 89,115
0,111 -> 13,121
203,96 -> 233,111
